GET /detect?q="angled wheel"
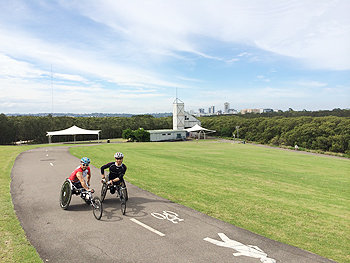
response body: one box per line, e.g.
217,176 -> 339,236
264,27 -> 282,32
101,182 -> 108,202
60,179 -> 72,210
121,182 -> 128,201
119,188 -> 127,215
125,187 -> 128,201
92,196 -> 103,220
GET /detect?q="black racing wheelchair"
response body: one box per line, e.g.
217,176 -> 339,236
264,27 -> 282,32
59,179 -> 103,220
100,175 -> 128,215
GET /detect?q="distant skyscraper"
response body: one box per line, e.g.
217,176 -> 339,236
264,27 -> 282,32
208,106 -> 215,114
224,102 -> 229,113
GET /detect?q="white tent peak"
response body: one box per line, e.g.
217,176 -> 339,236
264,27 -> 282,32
185,124 -> 215,133
46,125 -> 101,143
185,124 -> 215,140
47,125 -> 100,136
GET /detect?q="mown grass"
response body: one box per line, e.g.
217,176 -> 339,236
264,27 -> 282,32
70,140 -> 350,263
0,145 -> 42,263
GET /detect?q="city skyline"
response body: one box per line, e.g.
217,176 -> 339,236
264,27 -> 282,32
1,1 -> 349,114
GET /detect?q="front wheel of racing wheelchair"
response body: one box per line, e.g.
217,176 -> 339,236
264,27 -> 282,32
101,179 -> 128,215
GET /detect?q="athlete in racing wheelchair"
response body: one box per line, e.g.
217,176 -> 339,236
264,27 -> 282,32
59,157 -> 103,220
100,152 -> 128,214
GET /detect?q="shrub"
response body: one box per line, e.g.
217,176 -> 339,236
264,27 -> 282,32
122,128 -> 135,141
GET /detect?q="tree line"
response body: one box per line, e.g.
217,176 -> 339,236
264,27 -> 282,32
0,114 -> 171,145
199,114 -> 350,154
1,109 -> 349,154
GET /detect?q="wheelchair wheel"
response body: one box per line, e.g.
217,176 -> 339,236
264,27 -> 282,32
119,188 -> 127,215
101,182 -> 108,202
92,196 -> 103,220
121,182 -> 128,201
60,179 -> 72,210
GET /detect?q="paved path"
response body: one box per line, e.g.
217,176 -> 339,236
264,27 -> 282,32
11,146 -> 336,263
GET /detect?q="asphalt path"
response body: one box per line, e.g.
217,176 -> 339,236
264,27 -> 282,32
11,146 -> 336,263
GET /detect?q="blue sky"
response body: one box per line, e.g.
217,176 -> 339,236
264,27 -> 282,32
0,0 -> 349,114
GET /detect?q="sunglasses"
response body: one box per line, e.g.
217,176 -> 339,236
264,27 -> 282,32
81,163 -> 89,167
115,157 -> 123,160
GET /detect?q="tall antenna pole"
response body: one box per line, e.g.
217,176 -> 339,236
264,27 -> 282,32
51,64 -> 53,115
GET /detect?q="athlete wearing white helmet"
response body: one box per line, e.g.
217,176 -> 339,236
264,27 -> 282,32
114,152 -> 124,159
100,152 -> 127,194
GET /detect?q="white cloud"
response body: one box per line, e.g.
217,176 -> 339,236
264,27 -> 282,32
53,73 -> 88,83
296,80 -> 328,87
0,53 -> 45,79
0,0 -> 349,113
62,0 -> 350,70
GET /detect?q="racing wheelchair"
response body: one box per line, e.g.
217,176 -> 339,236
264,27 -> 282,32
100,175 -> 128,215
59,179 -> 103,220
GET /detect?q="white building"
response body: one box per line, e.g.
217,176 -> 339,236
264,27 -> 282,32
149,97 -> 200,142
148,129 -> 187,142
184,111 -> 201,128
173,97 -> 201,130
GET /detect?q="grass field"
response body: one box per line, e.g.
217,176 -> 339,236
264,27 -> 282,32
1,140 -> 349,262
70,140 -> 350,263
0,145 -> 42,263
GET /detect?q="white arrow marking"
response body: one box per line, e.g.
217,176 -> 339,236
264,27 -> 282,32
204,233 -> 276,263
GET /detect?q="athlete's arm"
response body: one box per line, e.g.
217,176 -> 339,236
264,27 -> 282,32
100,162 -> 112,180
77,172 -> 90,191
86,169 -> 91,186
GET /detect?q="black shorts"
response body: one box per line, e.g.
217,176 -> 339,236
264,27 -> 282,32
72,181 -> 83,190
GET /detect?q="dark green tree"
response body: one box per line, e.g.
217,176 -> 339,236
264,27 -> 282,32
122,128 -> 135,141
133,128 -> 150,142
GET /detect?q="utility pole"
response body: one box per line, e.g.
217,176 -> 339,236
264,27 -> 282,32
51,64 -> 54,115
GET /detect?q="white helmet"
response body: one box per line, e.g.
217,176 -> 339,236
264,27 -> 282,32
114,152 -> 124,158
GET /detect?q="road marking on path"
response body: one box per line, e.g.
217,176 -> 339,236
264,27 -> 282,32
130,218 -> 165,237
151,211 -> 184,224
204,233 -> 276,263
50,163 -> 53,166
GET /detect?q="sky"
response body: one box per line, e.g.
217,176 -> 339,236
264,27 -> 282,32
0,0 -> 349,115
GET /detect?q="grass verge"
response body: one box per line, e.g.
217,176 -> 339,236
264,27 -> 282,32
0,145 -> 42,263
70,140 -> 350,263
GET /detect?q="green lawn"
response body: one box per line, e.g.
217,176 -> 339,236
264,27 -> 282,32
1,141 -> 349,262
70,140 -> 350,263
0,145 -> 42,263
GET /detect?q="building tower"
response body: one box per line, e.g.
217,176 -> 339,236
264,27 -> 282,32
224,102 -> 230,113
173,98 -> 185,130
208,106 -> 215,115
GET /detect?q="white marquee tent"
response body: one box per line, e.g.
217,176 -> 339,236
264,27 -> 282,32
185,124 -> 216,139
46,125 -> 101,144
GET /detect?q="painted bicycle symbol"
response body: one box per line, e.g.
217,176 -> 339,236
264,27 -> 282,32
151,211 -> 184,224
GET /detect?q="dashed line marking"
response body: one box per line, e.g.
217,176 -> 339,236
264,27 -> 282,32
130,218 -> 165,237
